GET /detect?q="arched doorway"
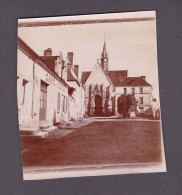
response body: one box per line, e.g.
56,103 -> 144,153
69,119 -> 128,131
95,95 -> 103,116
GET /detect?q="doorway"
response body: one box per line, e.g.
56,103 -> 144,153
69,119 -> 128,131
94,95 -> 103,116
39,81 -> 48,121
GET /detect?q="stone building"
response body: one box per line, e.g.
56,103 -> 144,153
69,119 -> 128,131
81,41 -> 153,117
66,54 -> 85,120
17,36 -> 85,136
114,76 -> 153,117
40,50 -> 85,121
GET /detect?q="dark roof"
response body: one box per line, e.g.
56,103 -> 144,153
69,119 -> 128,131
67,68 -> 76,81
81,70 -> 128,86
39,56 -> 58,72
118,77 -> 151,87
81,69 -> 151,87
107,70 -> 128,86
67,68 -> 80,86
18,36 -> 69,88
81,71 -> 91,85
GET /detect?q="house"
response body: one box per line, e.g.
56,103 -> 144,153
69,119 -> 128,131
17,36 -> 84,136
114,76 -> 153,116
66,53 -> 85,120
40,50 -> 85,121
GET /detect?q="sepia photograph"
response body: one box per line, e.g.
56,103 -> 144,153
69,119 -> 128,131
17,10 -> 166,180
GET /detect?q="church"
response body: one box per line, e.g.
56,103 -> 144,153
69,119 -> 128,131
81,40 -> 153,117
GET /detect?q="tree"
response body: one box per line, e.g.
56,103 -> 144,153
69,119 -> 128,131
117,94 -> 136,118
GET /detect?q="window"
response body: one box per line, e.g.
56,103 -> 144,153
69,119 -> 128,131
131,88 -> 135,94
57,93 -> 60,113
55,61 -> 59,74
40,82 -> 47,110
22,79 -> 28,104
140,87 -> 143,94
40,81 -> 48,121
139,97 -> 143,104
124,88 -> 127,94
63,96 -> 67,113
139,107 -> 144,113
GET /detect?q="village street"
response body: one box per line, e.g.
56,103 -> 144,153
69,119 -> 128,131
21,119 -> 162,168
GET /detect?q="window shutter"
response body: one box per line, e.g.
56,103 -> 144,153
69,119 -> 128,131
57,93 -> 60,112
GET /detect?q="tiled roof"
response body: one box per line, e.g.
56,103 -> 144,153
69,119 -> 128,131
67,68 -> 76,81
81,70 -> 128,86
81,71 -> 91,85
107,70 -> 128,86
39,56 -> 58,72
118,77 -> 151,87
67,68 -> 80,86
18,37 -> 69,88
81,69 -> 151,87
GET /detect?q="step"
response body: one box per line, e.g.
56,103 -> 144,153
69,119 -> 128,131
39,123 -> 50,129
20,131 -> 48,142
40,126 -> 57,132
39,120 -> 49,124
58,125 -> 73,130
20,127 -> 39,135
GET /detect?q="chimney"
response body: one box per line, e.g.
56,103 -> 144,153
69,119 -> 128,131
44,48 -> 52,56
74,65 -> 79,78
67,52 -> 73,68
141,76 -> 146,81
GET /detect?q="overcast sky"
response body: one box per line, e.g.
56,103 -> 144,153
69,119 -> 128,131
18,12 -> 160,101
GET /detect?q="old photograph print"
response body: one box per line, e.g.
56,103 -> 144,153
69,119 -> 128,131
17,11 -> 166,180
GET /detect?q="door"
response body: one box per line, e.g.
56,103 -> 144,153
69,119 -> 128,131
39,81 -> 47,121
94,95 -> 103,116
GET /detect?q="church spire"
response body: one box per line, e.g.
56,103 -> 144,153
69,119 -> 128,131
103,41 -> 107,52
101,34 -> 109,73
103,32 -> 107,52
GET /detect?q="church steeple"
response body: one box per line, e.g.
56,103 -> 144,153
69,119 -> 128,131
103,41 -> 107,53
101,36 -> 109,73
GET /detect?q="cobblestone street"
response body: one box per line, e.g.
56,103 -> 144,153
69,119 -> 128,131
21,120 -> 162,167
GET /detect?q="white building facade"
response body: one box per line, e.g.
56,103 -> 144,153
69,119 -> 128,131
115,84 -> 153,116
17,37 -> 85,135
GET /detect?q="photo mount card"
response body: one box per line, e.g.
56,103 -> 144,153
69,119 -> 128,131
17,10 -> 166,180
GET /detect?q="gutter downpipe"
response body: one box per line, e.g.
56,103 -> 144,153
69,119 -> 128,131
31,58 -> 38,118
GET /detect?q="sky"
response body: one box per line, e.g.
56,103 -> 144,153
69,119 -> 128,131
18,12 -> 160,101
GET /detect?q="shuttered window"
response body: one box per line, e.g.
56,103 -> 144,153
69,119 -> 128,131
140,87 -> 143,94
139,97 -> 143,104
124,88 -> 127,94
57,93 -> 60,112
63,96 -> 67,113
39,81 -> 48,121
131,88 -> 135,94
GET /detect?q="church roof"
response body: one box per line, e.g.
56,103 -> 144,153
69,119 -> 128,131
81,70 -> 127,86
81,70 -> 151,87
118,77 -> 151,87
